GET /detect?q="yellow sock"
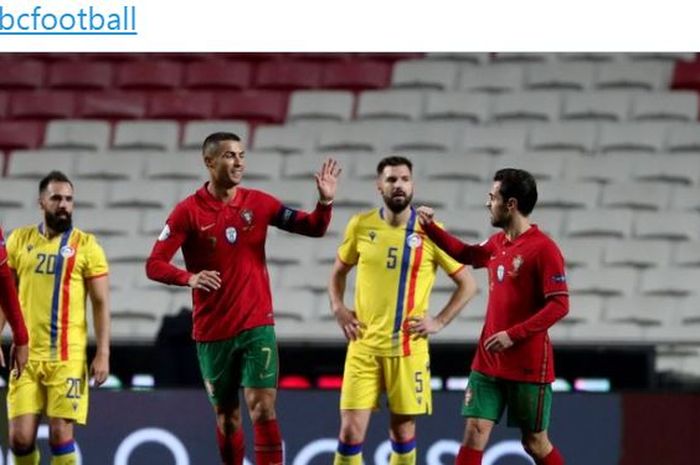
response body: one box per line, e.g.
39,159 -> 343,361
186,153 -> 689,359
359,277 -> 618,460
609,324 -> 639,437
13,448 -> 40,465
334,441 -> 363,465
390,438 -> 417,465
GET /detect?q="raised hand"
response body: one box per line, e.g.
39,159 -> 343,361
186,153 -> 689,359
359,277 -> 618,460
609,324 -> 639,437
315,158 -> 342,203
416,206 -> 435,225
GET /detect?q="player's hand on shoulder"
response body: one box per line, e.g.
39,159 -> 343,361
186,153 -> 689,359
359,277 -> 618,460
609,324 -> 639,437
484,330 -> 514,353
416,206 -> 435,225
333,306 -> 363,341
315,158 -> 342,203
187,270 -> 222,292
408,315 -> 444,338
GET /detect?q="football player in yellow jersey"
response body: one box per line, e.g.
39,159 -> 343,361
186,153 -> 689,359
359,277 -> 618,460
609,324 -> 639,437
2,171 -> 111,465
329,156 -> 478,465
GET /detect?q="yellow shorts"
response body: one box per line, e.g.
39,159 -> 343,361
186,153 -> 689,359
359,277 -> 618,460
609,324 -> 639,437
340,345 -> 432,415
7,359 -> 89,424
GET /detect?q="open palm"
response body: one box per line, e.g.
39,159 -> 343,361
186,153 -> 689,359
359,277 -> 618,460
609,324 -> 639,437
315,158 -> 342,202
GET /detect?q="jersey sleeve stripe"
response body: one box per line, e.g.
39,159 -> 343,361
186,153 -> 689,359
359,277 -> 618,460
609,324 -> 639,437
60,238 -> 79,361
448,264 -> 466,277
85,272 -> 108,280
49,229 -> 73,359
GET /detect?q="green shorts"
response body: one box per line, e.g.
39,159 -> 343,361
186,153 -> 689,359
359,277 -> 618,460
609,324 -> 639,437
462,370 -> 552,432
196,325 -> 279,407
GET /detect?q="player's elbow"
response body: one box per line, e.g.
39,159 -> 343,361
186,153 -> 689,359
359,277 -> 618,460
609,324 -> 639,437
144,257 -> 161,281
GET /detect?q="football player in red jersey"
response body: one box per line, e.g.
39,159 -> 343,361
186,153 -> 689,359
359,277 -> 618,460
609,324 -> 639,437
0,227 -> 29,376
417,168 -> 568,465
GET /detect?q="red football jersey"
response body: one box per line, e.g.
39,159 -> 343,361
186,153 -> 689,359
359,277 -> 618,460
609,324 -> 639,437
0,228 -> 7,263
146,184 -> 331,341
468,226 -> 568,383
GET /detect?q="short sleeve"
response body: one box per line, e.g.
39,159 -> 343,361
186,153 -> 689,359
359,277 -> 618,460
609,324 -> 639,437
83,235 -> 109,279
337,214 -> 360,265
540,239 -> 568,297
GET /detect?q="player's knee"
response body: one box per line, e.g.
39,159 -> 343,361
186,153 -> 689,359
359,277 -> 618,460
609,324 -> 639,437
248,400 -> 276,423
521,433 -> 550,458
464,420 -> 491,448
338,423 -> 364,443
9,431 -> 35,454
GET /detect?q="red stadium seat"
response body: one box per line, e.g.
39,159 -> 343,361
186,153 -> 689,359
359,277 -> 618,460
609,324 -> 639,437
671,60 -> 700,92
184,61 -> 252,90
254,61 -> 322,90
9,91 -> 76,119
214,91 -> 289,123
321,61 -> 392,90
0,92 -> 8,119
47,61 -> 113,90
0,121 -> 45,150
0,60 -> 45,89
116,61 -> 183,89
78,91 -> 147,119
147,92 -> 215,119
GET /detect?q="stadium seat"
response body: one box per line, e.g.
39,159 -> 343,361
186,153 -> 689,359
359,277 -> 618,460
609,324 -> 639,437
424,92 -> 490,123
528,122 -> 597,153
75,152 -> 143,180
266,235 -> 314,266
557,53 -> 622,63
601,182 -> 672,210
565,210 -> 634,238
254,61 -> 322,90
458,65 -> 524,93
639,268 -> 700,296
0,121 -> 45,151
670,186 -> 700,211
112,120 -> 179,151
147,92 -> 215,119
562,92 -> 630,121
1,209 -> 43,232
424,53 -> 487,64
100,236 -> 157,263
182,120 -> 249,149
238,153 -> 284,180
0,180 -> 38,209
598,123 -> 668,154
492,92 -> 560,123
596,63 -> 673,90
253,124 -> 317,154
412,181 -> 461,210
557,238 -> 605,269
281,152 -> 354,179
0,92 -> 7,119
43,120 -> 111,151
356,90 -> 425,121
214,91 -> 288,123
679,296 -> 700,323
671,60 -> 700,92
562,153 -> 633,184
72,180 -> 108,209
496,152 -> 567,181
183,60 -> 253,90
563,294 -> 605,325
9,91 -> 76,120
333,180 -> 379,209
567,268 -> 638,296
492,53 -> 554,64
78,91 -> 147,119
673,242 -> 700,267
632,154 -> 700,186
458,181 -> 492,209
439,209 -> 494,241
143,151 -> 204,180
536,180 -> 599,209
569,321 -> 644,343
272,289 -> 317,322
317,122 -> 385,153
107,180 -> 178,209
325,207 -> 359,237
252,180 -> 316,209
529,209 -> 566,237
80,209 -> 140,237
111,288 -> 174,320
280,264 -> 335,291
391,60 -> 460,90
287,90 -> 354,122
525,63 -> 596,90
320,61 -> 392,90
461,126 -> 528,154
108,263 -> 141,290
116,61 -> 184,89
142,210 -> 172,237
0,61 -> 44,89
630,92 -> 699,122
422,154 -> 492,181
603,240 -> 672,268
606,296 -> 678,326
666,123 -> 700,153
629,52 -> 695,63
634,211 -> 700,241
47,61 -> 113,90
110,316 -> 160,342
6,149 -> 76,179
384,122 -> 463,153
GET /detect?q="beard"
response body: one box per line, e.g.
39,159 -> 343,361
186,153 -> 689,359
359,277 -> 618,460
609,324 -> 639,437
490,207 -> 511,229
383,191 -> 413,214
45,210 -> 72,233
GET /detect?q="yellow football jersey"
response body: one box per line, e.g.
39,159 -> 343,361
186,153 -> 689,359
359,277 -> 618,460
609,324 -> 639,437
337,207 -> 463,357
6,224 -> 108,361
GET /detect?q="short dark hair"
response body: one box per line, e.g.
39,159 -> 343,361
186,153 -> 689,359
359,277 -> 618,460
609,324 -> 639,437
494,168 -> 538,216
376,156 -> 413,176
39,171 -> 73,195
202,132 -> 241,156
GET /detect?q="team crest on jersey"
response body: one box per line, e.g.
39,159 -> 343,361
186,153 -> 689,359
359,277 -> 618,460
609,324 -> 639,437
369,231 -> 376,242
26,244 -> 34,252
496,264 -> 505,282
158,224 -> 171,241
508,254 -> 524,277
225,227 -> 238,244
60,245 -> 75,258
407,233 -> 422,249
240,209 -> 254,230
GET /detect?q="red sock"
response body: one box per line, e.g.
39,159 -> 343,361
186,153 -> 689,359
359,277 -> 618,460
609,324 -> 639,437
254,418 -> 283,465
216,426 -> 245,465
456,446 -> 483,465
537,447 -> 564,465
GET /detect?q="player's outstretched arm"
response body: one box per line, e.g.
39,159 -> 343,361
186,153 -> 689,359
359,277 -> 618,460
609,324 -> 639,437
328,257 -> 362,341
408,267 -> 477,337
87,275 -> 110,387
